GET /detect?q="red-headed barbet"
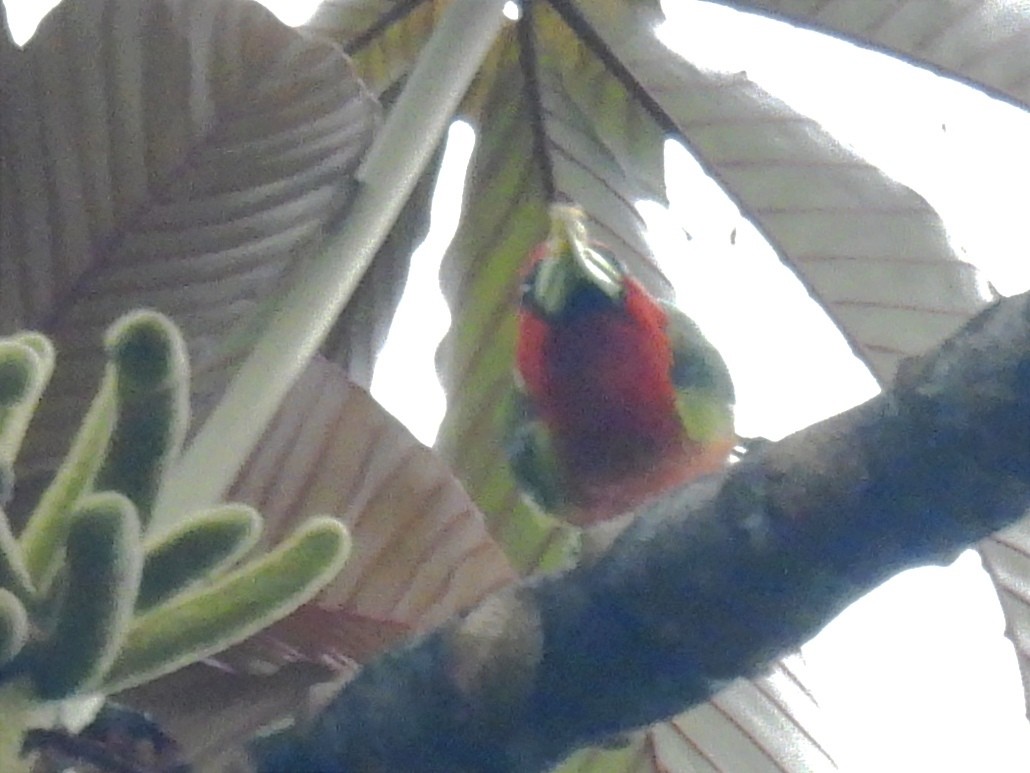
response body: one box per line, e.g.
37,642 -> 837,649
505,205 -> 735,526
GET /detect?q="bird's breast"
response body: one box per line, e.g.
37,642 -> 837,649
542,308 -> 682,473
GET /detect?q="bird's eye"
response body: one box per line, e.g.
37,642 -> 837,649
519,262 -> 545,311
520,262 -> 539,296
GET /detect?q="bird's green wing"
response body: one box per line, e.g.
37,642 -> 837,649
662,301 -> 736,446
502,385 -> 569,516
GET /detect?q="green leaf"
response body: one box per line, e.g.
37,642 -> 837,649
137,503 -> 263,612
306,0 -> 446,97
0,334 -> 53,470
0,587 -> 28,666
102,517 -> 350,693
29,492 -> 142,699
19,359 -> 118,590
94,310 -> 190,528
0,507 -> 33,603
0,343 -> 34,408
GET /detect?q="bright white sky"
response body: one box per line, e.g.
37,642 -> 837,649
6,0 -> 1030,770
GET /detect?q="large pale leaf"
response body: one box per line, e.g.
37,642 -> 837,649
725,0 -> 1030,109
231,356 -> 516,626
577,0 -> 985,384
0,0 -> 379,514
124,355 -> 516,768
558,660 -> 837,773
719,0 -> 1030,721
980,515 -> 1030,718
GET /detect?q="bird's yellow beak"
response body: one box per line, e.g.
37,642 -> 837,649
531,205 -> 623,317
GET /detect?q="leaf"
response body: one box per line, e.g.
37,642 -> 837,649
708,0 -> 1030,728
557,661 -> 838,772
575,0 -> 986,385
102,516 -> 350,693
0,588 -> 28,667
435,26 -> 557,572
0,0 -> 379,518
232,356 -> 516,626
94,310 -> 190,527
137,503 -> 263,612
306,0 -> 446,98
0,334 -> 55,476
728,0 -> 1030,109
30,492 -> 142,699
122,356 -> 516,767
979,520 -> 1030,714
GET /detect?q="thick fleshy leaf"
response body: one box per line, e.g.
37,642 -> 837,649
123,356 -> 516,766
0,0 -> 379,515
726,0 -> 1030,109
102,517 -> 350,695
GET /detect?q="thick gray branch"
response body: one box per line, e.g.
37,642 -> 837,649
252,291 -> 1030,772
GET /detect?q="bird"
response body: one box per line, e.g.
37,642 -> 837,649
504,204 -> 736,527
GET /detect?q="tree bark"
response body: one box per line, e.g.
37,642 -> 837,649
252,291 -> 1030,772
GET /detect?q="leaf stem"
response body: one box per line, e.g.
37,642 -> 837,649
153,0 -> 511,528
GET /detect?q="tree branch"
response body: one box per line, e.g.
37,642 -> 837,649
252,291 -> 1030,772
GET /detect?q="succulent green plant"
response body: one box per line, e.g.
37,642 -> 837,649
0,310 -> 351,772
